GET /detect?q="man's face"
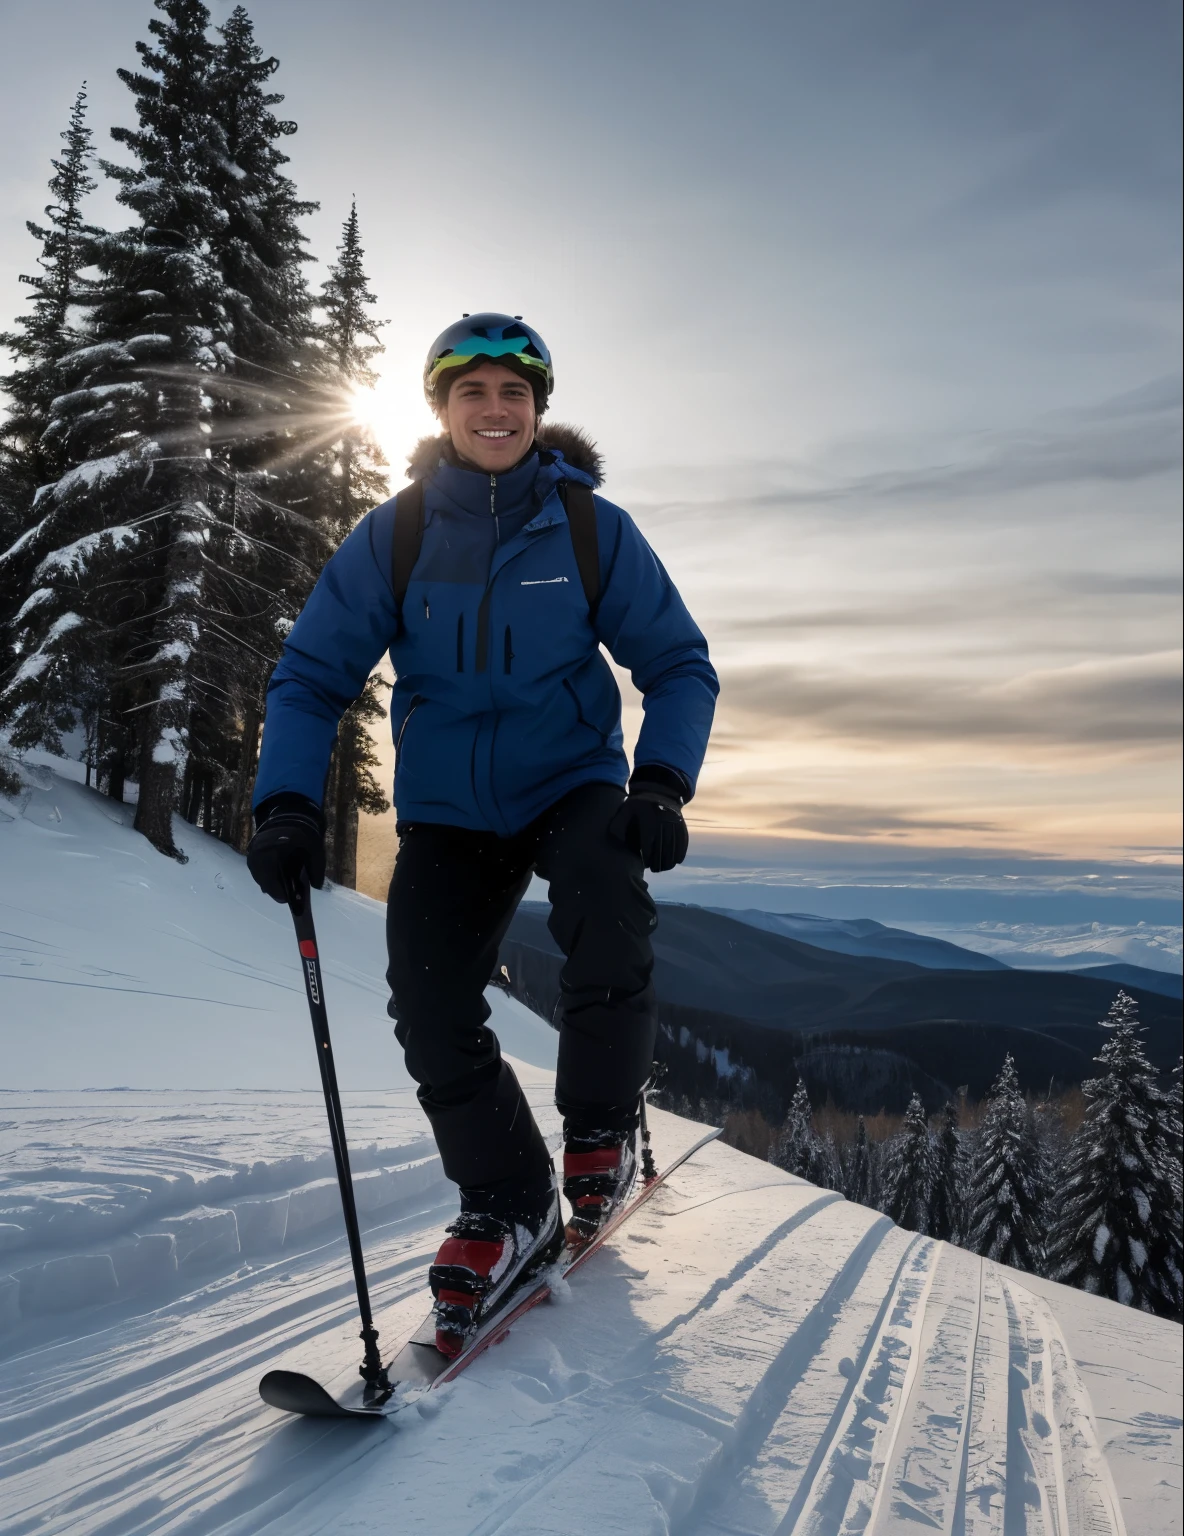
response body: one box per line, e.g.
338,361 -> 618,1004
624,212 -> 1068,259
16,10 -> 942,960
438,361 -> 537,473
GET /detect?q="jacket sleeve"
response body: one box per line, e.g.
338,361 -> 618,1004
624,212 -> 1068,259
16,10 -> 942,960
252,504 -> 399,811
591,497 -> 718,797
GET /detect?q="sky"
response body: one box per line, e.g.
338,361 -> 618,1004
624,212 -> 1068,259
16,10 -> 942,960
1,0 -> 1180,900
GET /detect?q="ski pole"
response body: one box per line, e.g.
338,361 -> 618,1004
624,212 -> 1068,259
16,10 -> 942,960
285,868 -> 387,1393
638,1060 -> 663,1183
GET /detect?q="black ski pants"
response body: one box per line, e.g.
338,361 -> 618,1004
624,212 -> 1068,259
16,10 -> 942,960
385,782 -> 657,1193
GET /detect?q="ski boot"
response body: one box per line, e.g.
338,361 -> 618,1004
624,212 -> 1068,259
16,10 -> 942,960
429,1174 -> 563,1359
562,1125 -> 641,1249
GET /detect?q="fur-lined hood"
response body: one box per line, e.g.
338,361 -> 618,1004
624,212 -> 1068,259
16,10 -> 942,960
406,422 -> 604,488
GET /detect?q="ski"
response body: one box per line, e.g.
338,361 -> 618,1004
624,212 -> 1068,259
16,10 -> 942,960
259,1124 -> 723,1419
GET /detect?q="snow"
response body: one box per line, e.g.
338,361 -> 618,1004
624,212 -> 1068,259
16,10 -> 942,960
0,514 -> 48,560
151,723 -> 188,765
35,522 -> 137,577
5,649 -> 49,687
0,753 -> 557,1091
51,451 -> 135,497
13,587 -> 52,621
0,756 -> 1178,1534
1023,1271 -> 1183,1536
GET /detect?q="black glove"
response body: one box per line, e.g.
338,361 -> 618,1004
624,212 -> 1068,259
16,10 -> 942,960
609,765 -> 690,873
247,793 -> 326,903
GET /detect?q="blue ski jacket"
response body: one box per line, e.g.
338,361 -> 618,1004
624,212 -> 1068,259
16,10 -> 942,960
253,428 -> 718,837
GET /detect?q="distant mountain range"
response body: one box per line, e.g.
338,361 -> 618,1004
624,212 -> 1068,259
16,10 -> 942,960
714,908 -> 1183,999
499,901 -> 1181,1116
711,909 -> 1009,970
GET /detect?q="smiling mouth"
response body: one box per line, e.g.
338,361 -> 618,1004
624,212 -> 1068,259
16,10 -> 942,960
474,428 -> 515,439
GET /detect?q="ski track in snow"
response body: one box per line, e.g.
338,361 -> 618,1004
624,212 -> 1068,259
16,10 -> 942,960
0,1108 -> 1154,1536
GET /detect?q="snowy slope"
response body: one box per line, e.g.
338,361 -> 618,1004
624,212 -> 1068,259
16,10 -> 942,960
1,757 -> 1179,1535
2,1099 -> 1174,1536
0,754 -> 557,1090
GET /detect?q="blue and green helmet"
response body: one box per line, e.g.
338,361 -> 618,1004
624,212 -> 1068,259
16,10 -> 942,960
423,313 -> 554,410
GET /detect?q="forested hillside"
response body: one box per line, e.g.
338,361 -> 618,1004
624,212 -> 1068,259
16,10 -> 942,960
500,899 -> 1181,1113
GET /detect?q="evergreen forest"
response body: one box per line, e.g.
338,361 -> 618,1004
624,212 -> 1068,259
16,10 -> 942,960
0,0 -> 389,883
717,993 -> 1183,1321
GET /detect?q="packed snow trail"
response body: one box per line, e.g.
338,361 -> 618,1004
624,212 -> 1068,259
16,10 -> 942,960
0,1107 -> 1154,1535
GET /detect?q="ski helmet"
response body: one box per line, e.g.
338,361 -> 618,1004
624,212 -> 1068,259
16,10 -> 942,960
424,313 -> 554,411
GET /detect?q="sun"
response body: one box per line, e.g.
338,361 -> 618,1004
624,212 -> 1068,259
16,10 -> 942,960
347,384 -> 385,433
343,368 -> 439,478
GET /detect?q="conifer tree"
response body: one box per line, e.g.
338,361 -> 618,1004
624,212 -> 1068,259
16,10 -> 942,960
1168,1056 -> 1183,1213
1048,994 -> 1182,1318
844,1114 -> 874,1208
0,84 -> 98,497
929,1101 -> 963,1243
0,85 -> 98,649
881,1093 -> 935,1234
964,1055 -> 1044,1272
770,1079 -> 826,1182
314,202 -> 390,884
319,201 -> 386,500
177,4 -> 326,848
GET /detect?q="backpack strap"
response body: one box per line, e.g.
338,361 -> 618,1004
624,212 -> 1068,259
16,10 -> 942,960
390,480 -> 425,629
558,481 -> 601,615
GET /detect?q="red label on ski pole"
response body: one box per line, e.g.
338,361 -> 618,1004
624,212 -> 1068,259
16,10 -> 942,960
299,940 -> 318,959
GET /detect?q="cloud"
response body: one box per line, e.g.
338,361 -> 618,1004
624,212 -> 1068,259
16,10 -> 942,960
1049,571 -> 1182,598
716,650 -> 1182,749
632,375 -> 1182,522
771,804 -> 1002,838
714,571 -> 1182,638
720,602 -> 964,635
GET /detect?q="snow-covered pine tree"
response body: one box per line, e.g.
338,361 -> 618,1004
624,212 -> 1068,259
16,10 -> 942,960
770,1079 -> 820,1180
0,84 -> 99,688
178,4 -> 327,848
0,84 -> 98,501
813,1131 -> 843,1193
964,1054 -> 1044,1272
1168,1056 -> 1183,1214
1047,993 -> 1182,1318
317,202 -> 388,523
315,201 -> 390,885
844,1114 -> 874,1208
4,1 -> 232,854
881,1093 -> 935,1234
929,1101 -> 963,1243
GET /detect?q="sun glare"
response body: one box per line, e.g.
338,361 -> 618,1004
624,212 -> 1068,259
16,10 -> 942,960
345,367 -> 437,479
348,385 -> 383,432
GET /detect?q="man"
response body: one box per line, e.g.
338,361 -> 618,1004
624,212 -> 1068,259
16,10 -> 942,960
247,314 -> 717,1355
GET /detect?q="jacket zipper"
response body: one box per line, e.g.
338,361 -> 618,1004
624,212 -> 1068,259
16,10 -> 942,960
475,473 -> 498,673
503,625 -> 513,674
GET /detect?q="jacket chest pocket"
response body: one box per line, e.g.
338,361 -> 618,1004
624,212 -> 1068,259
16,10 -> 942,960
409,586 -> 480,676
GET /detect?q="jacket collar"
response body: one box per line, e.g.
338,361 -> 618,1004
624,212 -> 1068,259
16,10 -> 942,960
427,451 -> 543,520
